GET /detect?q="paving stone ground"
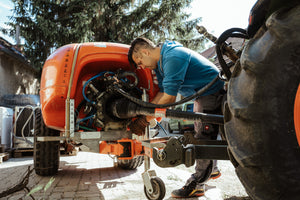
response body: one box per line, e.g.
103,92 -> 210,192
0,150 -> 249,200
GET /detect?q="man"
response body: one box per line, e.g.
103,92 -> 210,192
128,37 -> 224,198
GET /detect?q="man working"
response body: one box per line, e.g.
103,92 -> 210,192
128,37 -> 224,198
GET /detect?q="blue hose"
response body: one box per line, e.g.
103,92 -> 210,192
82,71 -> 114,104
76,114 -> 96,124
156,121 -> 169,136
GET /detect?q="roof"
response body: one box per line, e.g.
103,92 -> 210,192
0,36 -> 30,66
200,37 -> 246,67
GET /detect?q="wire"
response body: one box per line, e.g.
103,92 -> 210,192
76,114 -> 95,124
114,74 -> 220,108
79,125 -> 96,131
156,122 -> 168,136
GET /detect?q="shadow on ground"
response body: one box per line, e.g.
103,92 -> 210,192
0,156 -> 140,200
225,197 -> 252,200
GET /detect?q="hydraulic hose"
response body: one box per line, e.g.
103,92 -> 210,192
82,71 -> 111,104
113,74 -> 220,108
82,71 -> 138,104
216,28 -> 249,80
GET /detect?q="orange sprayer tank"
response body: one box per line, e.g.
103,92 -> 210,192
40,42 -> 159,131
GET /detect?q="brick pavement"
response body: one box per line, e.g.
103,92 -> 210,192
0,152 -> 248,200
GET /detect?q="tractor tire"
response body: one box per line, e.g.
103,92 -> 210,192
224,5 -> 300,200
34,109 -> 60,176
117,156 -> 144,170
0,94 -> 40,108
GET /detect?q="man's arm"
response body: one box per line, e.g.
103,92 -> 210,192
146,92 -> 177,121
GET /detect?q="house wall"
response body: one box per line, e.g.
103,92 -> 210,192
0,53 -> 39,96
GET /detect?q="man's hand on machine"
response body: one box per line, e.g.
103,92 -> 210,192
128,116 -> 150,136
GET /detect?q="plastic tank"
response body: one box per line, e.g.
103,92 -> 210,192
0,107 -> 13,150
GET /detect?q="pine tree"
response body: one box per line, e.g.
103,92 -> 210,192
2,0 -> 207,70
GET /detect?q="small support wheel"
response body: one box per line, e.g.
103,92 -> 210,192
144,176 -> 165,200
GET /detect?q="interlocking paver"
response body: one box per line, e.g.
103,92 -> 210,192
0,151 -> 248,200
63,192 -> 75,198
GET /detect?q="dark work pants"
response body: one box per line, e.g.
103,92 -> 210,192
185,90 -> 222,187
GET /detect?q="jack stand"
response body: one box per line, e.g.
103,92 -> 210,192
142,126 -> 166,200
141,89 -> 166,200
142,169 -> 156,194
143,125 -> 154,193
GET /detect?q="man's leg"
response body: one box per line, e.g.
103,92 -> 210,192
171,94 -> 218,198
171,91 -> 223,198
185,95 -> 217,185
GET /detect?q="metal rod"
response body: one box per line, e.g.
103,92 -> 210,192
193,144 -> 229,160
65,43 -> 82,138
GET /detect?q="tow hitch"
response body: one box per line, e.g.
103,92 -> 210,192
151,132 -> 229,168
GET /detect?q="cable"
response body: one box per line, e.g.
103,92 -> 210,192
76,114 -> 95,124
156,122 -> 169,136
114,74 -> 220,108
79,125 -> 96,131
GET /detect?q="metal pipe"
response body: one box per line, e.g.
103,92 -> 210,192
65,43 -> 82,138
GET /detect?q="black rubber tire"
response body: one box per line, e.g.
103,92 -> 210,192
117,156 -> 144,170
34,109 -> 60,176
144,177 -> 166,200
0,94 -> 40,108
224,6 -> 300,200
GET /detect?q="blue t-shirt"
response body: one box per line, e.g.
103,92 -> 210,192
154,40 -> 224,97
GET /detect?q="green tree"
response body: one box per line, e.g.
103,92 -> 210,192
2,0 -> 207,70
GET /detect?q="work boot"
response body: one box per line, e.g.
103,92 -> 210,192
210,170 -> 221,180
171,181 -> 204,198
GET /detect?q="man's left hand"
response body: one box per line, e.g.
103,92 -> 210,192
128,116 -> 150,136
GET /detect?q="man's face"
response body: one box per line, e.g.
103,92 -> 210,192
132,49 -> 157,70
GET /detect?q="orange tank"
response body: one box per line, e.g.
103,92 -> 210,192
40,42 -> 159,131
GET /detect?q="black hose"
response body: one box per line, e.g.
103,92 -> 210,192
216,28 -> 249,81
216,28 -> 248,44
113,74 -> 220,108
118,71 -> 139,88
216,46 -> 232,80
111,99 -> 224,125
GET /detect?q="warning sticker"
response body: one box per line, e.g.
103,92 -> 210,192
155,108 -> 166,118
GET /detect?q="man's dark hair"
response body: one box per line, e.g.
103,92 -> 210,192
128,37 -> 156,67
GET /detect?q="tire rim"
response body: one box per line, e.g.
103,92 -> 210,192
146,180 -> 160,199
294,84 -> 300,146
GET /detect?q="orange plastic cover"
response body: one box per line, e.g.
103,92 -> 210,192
294,84 -> 300,146
40,42 -> 159,130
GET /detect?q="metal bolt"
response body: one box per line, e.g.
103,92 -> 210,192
157,150 -> 166,161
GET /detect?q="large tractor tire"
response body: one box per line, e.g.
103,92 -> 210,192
224,5 -> 300,200
117,156 -> 144,170
34,109 -> 60,176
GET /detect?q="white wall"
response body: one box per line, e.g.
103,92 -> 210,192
0,53 -> 39,96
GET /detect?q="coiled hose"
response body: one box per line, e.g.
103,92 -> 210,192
216,28 -> 249,80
